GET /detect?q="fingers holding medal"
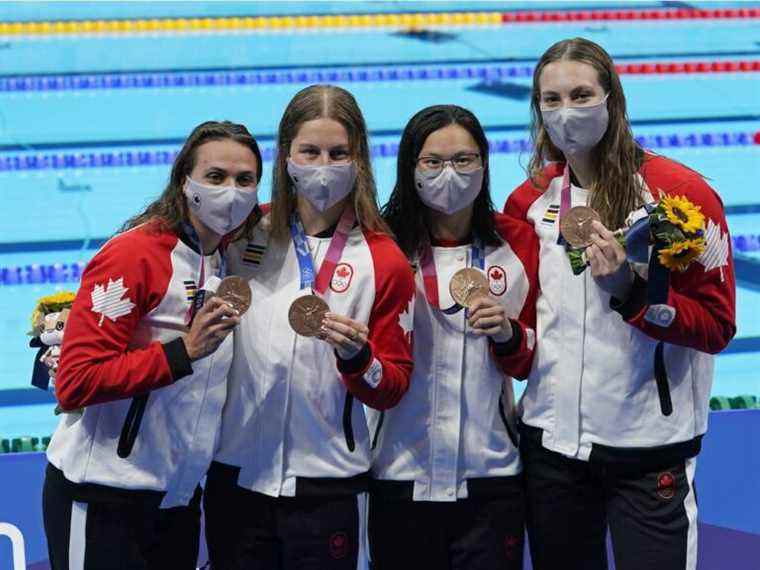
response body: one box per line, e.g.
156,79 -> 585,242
288,294 -> 367,360
321,312 -> 368,360
449,267 -> 512,340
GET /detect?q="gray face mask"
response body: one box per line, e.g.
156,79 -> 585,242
183,176 -> 258,236
414,165 -> 484,215
541,95 -> 610,157
287,159 -> 357,212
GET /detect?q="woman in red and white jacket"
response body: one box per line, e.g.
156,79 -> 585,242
43,121 -> 263,569
504,38 -> 736,570
203,85 -> 415,570
371,105 -> 539,570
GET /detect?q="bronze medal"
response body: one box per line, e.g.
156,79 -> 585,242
559,206 -> 602,248
216,276 -> 252,315
449,267 -> 489,308
289,294 -> 330,337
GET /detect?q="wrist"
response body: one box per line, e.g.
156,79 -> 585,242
181,336 -> 199,362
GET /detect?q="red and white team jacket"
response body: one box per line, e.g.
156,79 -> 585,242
214,213 -> 415,497
504,154 -> 736,462
370,213 -> 539,502
49,221 -> 232,508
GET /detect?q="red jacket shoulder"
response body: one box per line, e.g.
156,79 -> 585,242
639,154 -> 722,206
504,162 -> 564,219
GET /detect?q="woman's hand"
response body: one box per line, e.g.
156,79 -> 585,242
467,296 -> 513,343
182,297 -> 240,361
586,220 -> 634,299
320,313 -> 369,360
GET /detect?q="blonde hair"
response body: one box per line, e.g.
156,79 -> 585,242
269,84 -> 389,241
528,38 -> 646,229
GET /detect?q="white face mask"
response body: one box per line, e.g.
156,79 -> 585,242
183,176 -> 258,236
287,159 -> 357,212
415,165 -> 484,215
541,95 -> 610,157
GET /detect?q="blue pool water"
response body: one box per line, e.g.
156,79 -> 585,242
1,1 -> 759,438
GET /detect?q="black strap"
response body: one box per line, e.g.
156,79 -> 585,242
498,391 -> 520,448
647,241 -> 671,305
342,392 -> 355,452
117,394 -> 149,458
654,342 -> 673,416
371,411 -> 385,450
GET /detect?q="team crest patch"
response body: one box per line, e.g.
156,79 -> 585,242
242,242 -> 266,265
488,265 -> 507,296
183,279 -> 197,303
541,204 -> 560,226
328,531 -> 349,559
656,471 -> 676,500
330,263 -> 354,293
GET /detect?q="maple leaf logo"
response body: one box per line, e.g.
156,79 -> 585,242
91,277 -> 136,327
490,268 -> 503,280
398,296 -> 414,342
337,266 -> 350,278
697,218 -> 729,281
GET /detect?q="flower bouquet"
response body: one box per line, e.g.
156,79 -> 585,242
565,195 -> 706,276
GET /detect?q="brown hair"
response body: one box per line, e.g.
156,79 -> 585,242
269,84 -> 389,241
122,120 -> 263,240
528,37 -> 646,229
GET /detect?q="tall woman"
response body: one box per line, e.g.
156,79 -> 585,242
373,105 -> 539,569
204,85 -> 415,570
44,121 -> 262,569
505,38 -> 736,570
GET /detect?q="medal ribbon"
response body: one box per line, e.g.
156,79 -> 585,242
183,222 -> 227,323
420,238 -> 484,314
557,164 -> 572,246
290,206 -> 356,294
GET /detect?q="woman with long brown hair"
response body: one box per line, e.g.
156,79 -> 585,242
505,38 -> 736,570
203,85 -> 415,569
43,121 -> 263,569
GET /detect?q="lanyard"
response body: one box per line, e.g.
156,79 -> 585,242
419,238 -> 484,314
556,164 -> 572,246
183,222 -> 227,323
290,206 -> 356,294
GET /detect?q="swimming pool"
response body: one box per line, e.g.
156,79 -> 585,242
1,1 -> 759,439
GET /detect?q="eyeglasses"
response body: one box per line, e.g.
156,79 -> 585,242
416,152 -> 481,175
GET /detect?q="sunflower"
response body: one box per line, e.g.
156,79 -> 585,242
29,291 -> 77,335
660,195 -> 705,234
658,238 -> 706,272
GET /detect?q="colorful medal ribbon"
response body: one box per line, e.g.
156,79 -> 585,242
290,206 -> 356,294
420,238 -> 484,314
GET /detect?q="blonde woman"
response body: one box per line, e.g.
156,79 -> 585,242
204,85 -> 415,570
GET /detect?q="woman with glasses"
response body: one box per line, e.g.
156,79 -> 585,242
505,38 -> 736,570
371,105 -> 540,570
203,85 -> 415,570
